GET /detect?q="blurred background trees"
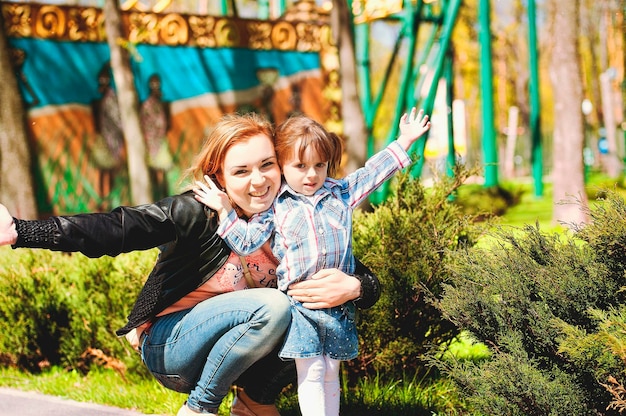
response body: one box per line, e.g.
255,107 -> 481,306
1,0 -> 624,223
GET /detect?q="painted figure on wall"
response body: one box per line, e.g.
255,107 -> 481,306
11,48 -> 39,107
91,62 -> 126,203
288,82 -> 303,117
140,73 -> 173,200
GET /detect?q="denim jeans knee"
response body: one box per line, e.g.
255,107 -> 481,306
141,289 -> 291,412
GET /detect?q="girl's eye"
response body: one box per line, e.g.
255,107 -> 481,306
316,163 -> 327,168
295,163 -> 306,169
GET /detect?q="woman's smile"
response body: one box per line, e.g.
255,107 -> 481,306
249,187 -> 271,198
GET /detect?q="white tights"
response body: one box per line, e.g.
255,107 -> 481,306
295,356 -> 341,416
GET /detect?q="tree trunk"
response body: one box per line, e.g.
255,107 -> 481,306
330,0 -> 367,175
622,0 -> 626,152
0,11 -> 37,219
548,0 -> 589,225
330,0 -> 370,211
512,0 -> 530,128
103,0 -> 152,205
600,69 -> 621,177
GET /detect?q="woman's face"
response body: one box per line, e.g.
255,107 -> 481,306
218,134 -> 281,217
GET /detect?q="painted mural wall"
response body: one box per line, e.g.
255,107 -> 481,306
2,1 -> 341,214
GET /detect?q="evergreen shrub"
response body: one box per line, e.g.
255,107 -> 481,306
351,167 -> 486,380
454,182 -> 523,219
434,190 -> 626,415
0,246 -> 155,374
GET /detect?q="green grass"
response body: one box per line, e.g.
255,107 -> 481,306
0,365 -> 467,415
0,366 -> 189,415
438,332 -> 491,363
0,333 -> 485,415
338,374 -> 468,416
497,183 -> 554,229
490,175 -> 626,232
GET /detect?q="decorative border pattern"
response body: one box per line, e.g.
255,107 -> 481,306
1,2 -> 329,50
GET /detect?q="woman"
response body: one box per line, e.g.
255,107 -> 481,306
194,109 -> 429,415
0,113 -> 380,416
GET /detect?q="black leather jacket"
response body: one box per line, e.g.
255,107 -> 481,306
12,192 -> 380,336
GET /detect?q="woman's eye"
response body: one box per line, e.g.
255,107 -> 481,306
234,169 -> 247,175
262,161 -> 275,169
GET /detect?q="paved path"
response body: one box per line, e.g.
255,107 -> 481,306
0,387 -> 165,416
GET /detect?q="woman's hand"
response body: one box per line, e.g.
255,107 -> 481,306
0,204 -> 17,246
287,268 -> 361,309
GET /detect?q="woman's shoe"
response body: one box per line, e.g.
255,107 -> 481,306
177,402 -> 217,415
230,388 -> 280,416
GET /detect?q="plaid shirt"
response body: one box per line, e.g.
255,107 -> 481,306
217,140 -> 411,291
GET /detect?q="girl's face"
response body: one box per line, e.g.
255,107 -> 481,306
218,134 -> 281,217
281,140 -> 328,196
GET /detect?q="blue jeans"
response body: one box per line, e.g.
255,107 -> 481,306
140,288 -> 291,414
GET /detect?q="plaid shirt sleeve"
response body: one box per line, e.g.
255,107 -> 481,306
340,140 -> 411,208
216,208 -> 275,256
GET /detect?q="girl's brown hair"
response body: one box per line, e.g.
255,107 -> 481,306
182,112 -> 274,190
274,116 -> 343,178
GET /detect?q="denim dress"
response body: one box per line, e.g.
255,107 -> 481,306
279,299 -> 358,360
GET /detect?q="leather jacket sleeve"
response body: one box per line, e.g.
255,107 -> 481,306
353,258 -> 381,309
13,193 -> 212,257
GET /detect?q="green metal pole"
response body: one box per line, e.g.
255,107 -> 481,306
478,0 -> 498,188
528,0 -> 543,196
412,0 -> 462,177
258,0 -> 269,19
369,1 -> 418,205
412,23 -> 440,109
403,0 -> 426,110
410,0 -> 441,109
365,29 -> 402,135
387,2 -> 418,144
220,0 -> 228,14
444,52 -> 456,178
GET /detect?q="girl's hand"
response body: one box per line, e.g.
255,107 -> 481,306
0,204 -> 17,246
193,175 -> 233,221
397,107 -> 431,150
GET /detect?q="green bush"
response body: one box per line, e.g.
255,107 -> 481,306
454,182 -> 524,220
440,333 -> 590,415
0,246 -> 156,374
352,168 -> 486,380
434,190 -> 626,415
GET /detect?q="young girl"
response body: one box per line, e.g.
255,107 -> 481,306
194,107 -> 430,416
